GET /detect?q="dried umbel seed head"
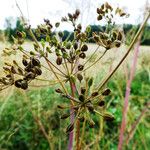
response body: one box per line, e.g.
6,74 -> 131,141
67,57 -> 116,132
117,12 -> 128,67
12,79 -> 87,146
98,100 -> 105,107
55,88 -> 63,94
66,123 -> 74,133
77,73 -> 83,82
81,44 -> 88,51
79,52 -> 86,59
79,94 -> 85,102
102,88 -> 111,96
56,56 -> 62,65
78,64 -> 84,71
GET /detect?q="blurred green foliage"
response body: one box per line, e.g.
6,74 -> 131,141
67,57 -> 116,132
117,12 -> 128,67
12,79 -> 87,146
0,68 -> 149,150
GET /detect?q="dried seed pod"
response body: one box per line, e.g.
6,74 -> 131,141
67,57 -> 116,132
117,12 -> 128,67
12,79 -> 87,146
31,57 -> 40,66
114,40 -> 121,47
117,32 -> 123,41
78,64 -> 84,71
22,59 -> 28,66
91,91 -> 99,97
88,77 -> 93,88
11,66 -> 17,74
103,112 -> 115,121
81,44 -> 88,51
77,74 -> 83,82
98,100 -> 105,107
57,105 -> 66,109
17,68 -> 24,75
56,56 -> 62,65
60,113 -> 70,119
15,79 -> 23,88
73,42 -> 78,50
79,94 -> 85,102
68,13 -> 73,19
97,15 -> 103,20
79,52 -> 86,59
87,103 -> 94,112
25,72 -> 36,79
88,119 -> 95,128
102,88 -> 111,96
66,123 -> 74,133
33,66 -> 42,75
58,31 -> 64,38
75,9 -> 80,16
77,24 -> 82,30
16,31 -> 23,38
21,80 -> 28,90
80,87 -> 86,94
55,88 -> 63,93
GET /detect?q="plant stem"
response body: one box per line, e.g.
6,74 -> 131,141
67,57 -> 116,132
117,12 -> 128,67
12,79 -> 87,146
97,12 -> 150,91
118,40 -> 141,150
68,81 -> 76,150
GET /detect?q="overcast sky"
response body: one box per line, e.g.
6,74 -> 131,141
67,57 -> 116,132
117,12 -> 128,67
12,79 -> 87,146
0,0 -> 149,30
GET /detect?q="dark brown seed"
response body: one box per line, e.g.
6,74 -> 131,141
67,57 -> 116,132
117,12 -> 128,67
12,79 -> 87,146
79,53 -> 86,59
21,80 -> 28,90
25,72 -> 36,79
11,66 -> 17,74
78,65 -> 84,71
16,31 -> 23,38
55,88 -> 63,93
81,44 -> 88,51
31,58 -> 40,66
117,32 -> 123,41
75,9 -> 80,16
102,88 -> 111,96
22,59 -> 28,66
87,103 -> 94,112
66,123 -> 74,133
73,42 -> 78,50
57,105 -> 66,109
103,112 -> 115,121
56,56 -> 62,65
77,74 -> 83,82
34,66 -> 42,75
80,87 -> 86,94
79,94 -> 85,102
91,91 -> 99,97
97,15 -> 103,20
15,79 -> 23,88
98,100 -> 105,107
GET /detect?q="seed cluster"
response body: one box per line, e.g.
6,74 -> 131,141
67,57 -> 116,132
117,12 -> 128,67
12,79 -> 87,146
56,77 -> 114,133
0,57 -> 42,91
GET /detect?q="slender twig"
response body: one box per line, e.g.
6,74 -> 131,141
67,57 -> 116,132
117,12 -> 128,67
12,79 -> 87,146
97,12 -> 150,92
125,102 -> 149,145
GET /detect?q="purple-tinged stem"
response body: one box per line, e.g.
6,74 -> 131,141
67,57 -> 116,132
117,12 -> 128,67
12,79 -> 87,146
68,82 -> 76,150
118,41 -> 140,150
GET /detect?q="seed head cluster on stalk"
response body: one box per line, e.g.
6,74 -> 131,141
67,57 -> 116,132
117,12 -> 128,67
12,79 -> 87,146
0,2 -> 130,138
